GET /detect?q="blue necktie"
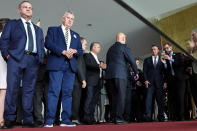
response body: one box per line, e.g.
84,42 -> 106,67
26,22 -> 34,52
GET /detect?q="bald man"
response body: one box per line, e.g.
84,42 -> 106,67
105,32 -> 139,124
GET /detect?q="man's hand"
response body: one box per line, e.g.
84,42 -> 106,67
99,62 -> 107,69
68,48 -> 77,54
6,55 -> 10,60
135,74 -> 139,80
82,80 -> 87,88
136,81 -> 142,86
62,50 -> 73,59
164,55 -> 172,61
163,82 -> 167,89
145,80 -> 150,88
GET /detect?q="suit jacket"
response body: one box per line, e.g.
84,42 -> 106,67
45,26 -> 83,72
165,52 -> 189,81
105,42 -> 138,80
84,53 -> 100,86
76,53 -> 86,83
143,56 -> 165,88
0,19 -> 44,63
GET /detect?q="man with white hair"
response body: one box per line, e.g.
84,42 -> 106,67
44,11 -> 82,127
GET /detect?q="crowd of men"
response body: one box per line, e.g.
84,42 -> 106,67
0,0 -> 197,129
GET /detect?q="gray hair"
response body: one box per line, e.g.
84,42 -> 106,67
64,10 -> 74,16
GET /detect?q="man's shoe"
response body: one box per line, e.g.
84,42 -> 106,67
72,120 -> 82,125
114,120 -> 129,124
22,122 -> 36,128
34,121 -> 44,128
44,124 -> 53,128
1,121 -> 15,129
60,121 -> 76,127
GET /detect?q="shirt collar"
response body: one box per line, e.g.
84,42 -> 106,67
21,17 -> 32,25
61,24 -> 70,32
90,51 -> 98,58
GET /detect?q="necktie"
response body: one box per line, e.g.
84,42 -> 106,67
153,56 -> 157,68
169,55 -> 175,76
26,22 -> 34,52
65,29 -> 69,48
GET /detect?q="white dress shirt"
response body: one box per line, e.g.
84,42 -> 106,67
90,52 -> 102,78
21,17 -> 37,53
152,55 -> 159,65
61,24 -> 71,50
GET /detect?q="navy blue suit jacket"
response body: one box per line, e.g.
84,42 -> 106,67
45,26 -> 82,73
105,42 -> 138,80
143,56 -> 165,88
0,19 -> 45,63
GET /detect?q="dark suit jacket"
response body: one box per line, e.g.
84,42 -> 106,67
143,56 -> 165,88
84,53 -> 100,86
76,53 -> 86,83
0,19 -> 44,63
45,26 -> 83,72
105,42 -> 138,80
165,52 -> 189,81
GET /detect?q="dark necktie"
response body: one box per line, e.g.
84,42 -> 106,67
153,56 -> 157,68
26,22 -> 34,52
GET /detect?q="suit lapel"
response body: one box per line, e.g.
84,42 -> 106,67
58,26 -> 66,44
33,24 -> 39,51
17,19 -> 26,36
70,30 -> 74,49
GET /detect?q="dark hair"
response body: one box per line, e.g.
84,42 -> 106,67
80,37 -> 86,41
0,18 -> 9,31
90,42 -> 100,51
163,42 -> 171,47
152,44 -> 159,49
135,57 -> 140,61
18,1 -> 31,8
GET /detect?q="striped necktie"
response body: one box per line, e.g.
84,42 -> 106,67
65,29 -> 69,47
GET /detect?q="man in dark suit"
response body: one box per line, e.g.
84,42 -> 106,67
71,37 -> 87,124
83,42 -> 106,124
143,45 -> 166,122
105,32 -> 139,124
44,11 -> 82,127
0,1 -> 45,129
163,43 -> 189,121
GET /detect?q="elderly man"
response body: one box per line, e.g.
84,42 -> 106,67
0,1 -> 45,129
105,32 -> 139,124
44,11 -> 82,127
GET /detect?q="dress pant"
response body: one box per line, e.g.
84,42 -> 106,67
145,81 -> 164,119
33,65 -> 49,123
83,80 -> 101,121
107,78 -> 127,121
168,77 -> 186,120
45,62 -> 75,125
4,54 -> 39,123
189,73 -> 197,106
71,78 -> 82,121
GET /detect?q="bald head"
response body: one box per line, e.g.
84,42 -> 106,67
116,32 -> 126,44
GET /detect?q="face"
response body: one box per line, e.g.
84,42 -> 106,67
62,12 -> 74,29
81,39 -> 87,51
136,60 -> 140,67
151,46 -> 159,56
164,44 -> 172,54
18,2 -> 33,19
92,43 -> 101,54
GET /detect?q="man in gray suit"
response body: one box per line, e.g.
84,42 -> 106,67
105,32 -> 139,124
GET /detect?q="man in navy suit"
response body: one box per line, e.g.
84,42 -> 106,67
105,32 -> 139,124
143,45 -> 166,122
0,1 -> 44,129
44,11 -> 82,127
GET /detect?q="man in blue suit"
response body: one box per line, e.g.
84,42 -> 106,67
105,32 -> 139,124
0,1 -> 44,129
143,45 -> 166,122
44,11 -> 82,127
